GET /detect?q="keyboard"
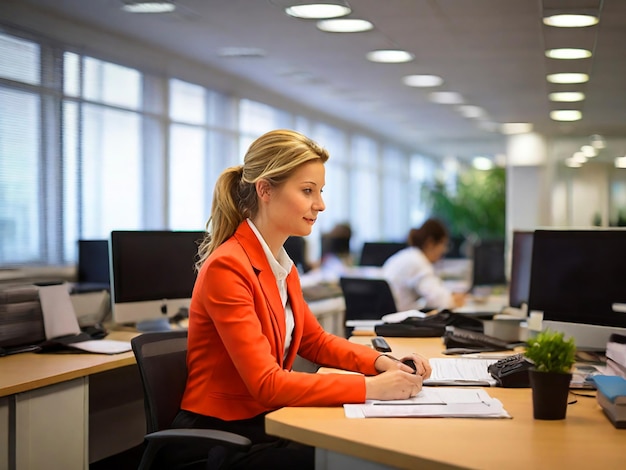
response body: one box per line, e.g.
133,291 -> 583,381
302,283 -> 343,302
443,326 -> 515,352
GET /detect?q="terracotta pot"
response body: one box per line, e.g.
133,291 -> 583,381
529,369 -> 572,420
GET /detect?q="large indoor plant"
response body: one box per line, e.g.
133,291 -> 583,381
524,329 -> 577,420
421,167 -> 506,242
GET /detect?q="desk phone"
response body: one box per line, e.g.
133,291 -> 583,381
487,353 -> 532,388
443,326 -> 516,352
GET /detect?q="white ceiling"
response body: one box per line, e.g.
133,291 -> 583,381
7,0 -> 626,161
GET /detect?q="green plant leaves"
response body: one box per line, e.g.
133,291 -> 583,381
525,329 -> 577,374
421,167 -> 505,240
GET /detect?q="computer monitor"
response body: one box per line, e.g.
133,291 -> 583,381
445,235 -> 467,259
359,242 -> 407,267
471,239 -> 506,287
74,239 -> 110,292
109,230 -> 205,330
283,236 -> 307,273
528,229 -> 626,351
508,231 -> 534,309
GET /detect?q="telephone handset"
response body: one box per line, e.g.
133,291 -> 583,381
487,353 -> 533,388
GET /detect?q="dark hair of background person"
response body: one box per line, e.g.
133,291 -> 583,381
407,218 -> 448,249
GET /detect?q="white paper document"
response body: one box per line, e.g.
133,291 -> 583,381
38,283 -> 82,339
380,309 -> 427,323
67,340 -> 132,354
424,358 -> 499,386
344,388 -> 510,419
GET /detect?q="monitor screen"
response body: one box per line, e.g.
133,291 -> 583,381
77,239 -> 110,285
284,236 -> 307,273
110,230 -> 205,328
359,242 -> 407,267
471,239 -> 506,287
528,229 -> 626,350
508,231 -> 534,309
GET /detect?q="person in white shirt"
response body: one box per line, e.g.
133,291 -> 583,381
382,218 -> 466,311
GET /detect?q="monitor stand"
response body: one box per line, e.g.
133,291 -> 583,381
135,318 -> 172,332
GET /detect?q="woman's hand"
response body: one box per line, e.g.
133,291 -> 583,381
452,292 -> 466,308
374,353 -> 432,379
365,363 -> 423,400
402,352 -> 432,379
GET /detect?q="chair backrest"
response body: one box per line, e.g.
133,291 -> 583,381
339,277 -> 398,323
359,242 -> 407,267
131,330 -> 189,433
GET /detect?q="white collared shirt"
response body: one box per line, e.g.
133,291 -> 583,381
246,219 -> 295,358
382,246 -> 453,311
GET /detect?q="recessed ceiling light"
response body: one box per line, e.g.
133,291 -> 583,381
317,18 -> 373,32
571,152 -> 587,164
547,73 -> 589,84
366,50 -> 414,63
402,74 -> 443,87
565,158 -> 583,168
285,4 -> 350,19
590,134 -> 606,149
549,91 -> 585,102
581,145 -> 597,157
500,123 -> 533,134
543,14 -> 599,28
457,105 -> 485,119
615,156 -> 626,169
121,1 -> 176,13
550,110 -> 582,121
545,48 -> 592,60
428,91 -> 464,104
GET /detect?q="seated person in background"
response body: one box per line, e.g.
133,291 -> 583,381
173,130 -> 430,469
319,222 -> 353,276
382,218 -> 466,312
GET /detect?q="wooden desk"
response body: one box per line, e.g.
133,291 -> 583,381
0,331 -> 144,470
0,292 -> 345,470
266,337 -> 625,470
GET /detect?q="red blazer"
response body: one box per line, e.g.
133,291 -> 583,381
181,221 -> 381,420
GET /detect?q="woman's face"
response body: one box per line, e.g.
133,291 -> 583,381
267,160 -> 326,238
423,237 -> 448,263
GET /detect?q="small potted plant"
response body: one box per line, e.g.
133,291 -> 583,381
524,329 -> 577,420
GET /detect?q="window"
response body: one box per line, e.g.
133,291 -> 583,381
64,54 -> 144,240
0,26 -> 434,268
0,87 -> 40,264
410,154 -> 436,226
381,145 -> 410,240
349,135 -> 380,247
0,34 -> 39,85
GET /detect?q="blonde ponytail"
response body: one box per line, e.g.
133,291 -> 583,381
196,129 -> 329,270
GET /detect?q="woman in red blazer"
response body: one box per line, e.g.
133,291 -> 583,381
174,129 -> 430,469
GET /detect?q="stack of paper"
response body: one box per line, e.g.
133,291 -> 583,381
344,388 -> 510,419
424,358 -> 499,386
606,334 -> 626,378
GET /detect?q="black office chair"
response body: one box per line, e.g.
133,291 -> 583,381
131,331 -> 251,470
339,277 -> 398,337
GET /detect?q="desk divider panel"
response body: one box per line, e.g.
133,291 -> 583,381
0,397 -> 8,470
14,378 -> 88,469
